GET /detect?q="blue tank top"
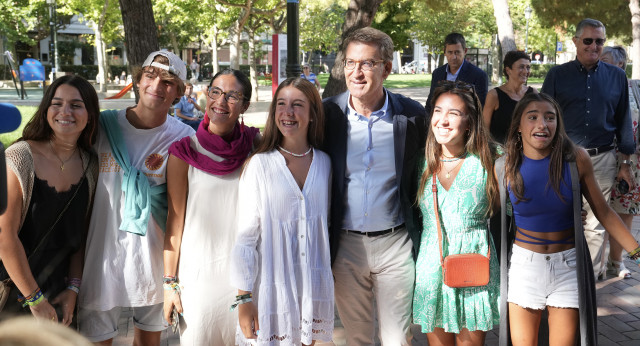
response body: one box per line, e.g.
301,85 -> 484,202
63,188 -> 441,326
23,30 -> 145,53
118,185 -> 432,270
508,156 -> 575,243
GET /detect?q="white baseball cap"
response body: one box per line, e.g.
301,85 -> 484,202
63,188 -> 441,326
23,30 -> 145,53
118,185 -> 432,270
142,50 -> 187,80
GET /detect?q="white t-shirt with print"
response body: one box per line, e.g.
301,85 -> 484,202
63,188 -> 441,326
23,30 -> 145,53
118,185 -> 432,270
79,109 -> 194,311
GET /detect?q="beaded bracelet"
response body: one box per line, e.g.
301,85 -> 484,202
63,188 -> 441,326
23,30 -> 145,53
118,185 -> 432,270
230,297 -> 252,311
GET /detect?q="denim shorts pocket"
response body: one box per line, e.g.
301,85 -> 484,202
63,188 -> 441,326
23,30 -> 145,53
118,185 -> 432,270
564,258 -> 577,269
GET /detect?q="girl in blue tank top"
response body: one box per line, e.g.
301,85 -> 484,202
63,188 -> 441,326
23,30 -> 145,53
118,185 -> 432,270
500,93 -> 640,345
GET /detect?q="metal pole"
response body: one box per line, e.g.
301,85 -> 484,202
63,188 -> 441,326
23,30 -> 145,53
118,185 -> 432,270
286,0 -> 300,78
525,20 -> 529,53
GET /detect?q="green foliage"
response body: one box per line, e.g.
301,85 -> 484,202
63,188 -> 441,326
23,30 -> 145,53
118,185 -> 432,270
58,0 -> 123,44
528,63 -> 554,78
300,0 -> 345,55
372,0 -> 414,51
532,0 -> 631,43
0,0 -> 38,47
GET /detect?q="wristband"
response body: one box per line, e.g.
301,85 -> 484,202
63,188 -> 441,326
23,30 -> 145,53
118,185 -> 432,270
230,297 -> 252,311
628,246 -> 640,258
621,159 -> 633,165
67,285 -> 80,294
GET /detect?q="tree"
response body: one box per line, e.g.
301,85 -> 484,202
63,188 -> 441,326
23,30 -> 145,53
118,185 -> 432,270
491,0 -> 516,60
216,0 -> 285,70
119,0 -> 159,101
300,0 -> 345,65
0,0 -> 37,52
322,0 -> 384,98
59,0 -> 122,92
371,0 -> 414,53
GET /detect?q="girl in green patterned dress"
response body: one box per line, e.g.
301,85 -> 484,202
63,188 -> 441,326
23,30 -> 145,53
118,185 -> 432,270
413,81 -> 500,345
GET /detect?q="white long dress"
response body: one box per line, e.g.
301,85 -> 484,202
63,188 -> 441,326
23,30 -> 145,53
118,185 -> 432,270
177,135 -> 240,345
231,149 -> 334,345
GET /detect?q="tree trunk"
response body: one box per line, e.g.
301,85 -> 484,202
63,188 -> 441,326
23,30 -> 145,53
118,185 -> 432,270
94,24 -> 106,92
631,0 -> 640,79
322,0 -> 384,98
247,30 -> 259,102
211,25 -> 220,75
170,32 -> 180,57
491,0 -> 516,60
118,0 -> 159,102
230,24 -> 241,70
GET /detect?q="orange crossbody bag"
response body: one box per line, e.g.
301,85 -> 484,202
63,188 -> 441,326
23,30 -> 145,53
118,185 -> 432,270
432,175 -> 490,288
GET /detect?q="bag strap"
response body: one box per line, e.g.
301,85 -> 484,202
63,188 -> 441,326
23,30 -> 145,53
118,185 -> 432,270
432,174 -> 490,267
433,175 -> 446,268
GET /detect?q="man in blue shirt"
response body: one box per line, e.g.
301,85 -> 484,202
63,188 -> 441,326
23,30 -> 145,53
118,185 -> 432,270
426,33 -> 488,115
174,82 -> 202,131
542,18 -> 634,278
322,27 -> 426,345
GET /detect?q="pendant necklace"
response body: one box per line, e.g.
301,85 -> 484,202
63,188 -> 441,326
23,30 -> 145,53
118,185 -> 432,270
278,145 -> 313,157
443,153 -> 466,179
49,140 -> 77,171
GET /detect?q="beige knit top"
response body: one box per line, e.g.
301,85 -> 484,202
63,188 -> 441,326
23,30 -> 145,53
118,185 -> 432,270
4,140 -> 98,230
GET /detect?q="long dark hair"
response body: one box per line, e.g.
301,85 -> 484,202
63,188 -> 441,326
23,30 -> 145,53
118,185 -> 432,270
250,77 -> 324,158
504,93 -> 576,203
19,75 -> 99,151
418,81 -> 498,215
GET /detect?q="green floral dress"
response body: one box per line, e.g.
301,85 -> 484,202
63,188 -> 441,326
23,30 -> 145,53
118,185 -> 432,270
413,154 -> 500,333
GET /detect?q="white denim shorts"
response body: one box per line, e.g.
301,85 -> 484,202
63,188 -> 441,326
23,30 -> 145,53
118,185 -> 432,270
507,244 -> 579,310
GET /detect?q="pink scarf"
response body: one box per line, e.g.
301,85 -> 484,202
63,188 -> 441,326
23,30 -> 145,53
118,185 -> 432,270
169,115 -> 259,176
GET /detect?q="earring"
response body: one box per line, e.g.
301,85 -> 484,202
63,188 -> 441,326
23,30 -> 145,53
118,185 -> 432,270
240,114 -> 245,132
517,132 -> 522,150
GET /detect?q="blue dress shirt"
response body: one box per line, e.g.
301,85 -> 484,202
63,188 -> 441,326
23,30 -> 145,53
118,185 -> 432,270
342,92 -> 403,231
446,59 -> 464,82
541,59 -> 634,154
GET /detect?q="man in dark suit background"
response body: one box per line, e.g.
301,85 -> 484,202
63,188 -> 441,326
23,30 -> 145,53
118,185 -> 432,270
322,27 -> 426,345
425,32 -> 489,114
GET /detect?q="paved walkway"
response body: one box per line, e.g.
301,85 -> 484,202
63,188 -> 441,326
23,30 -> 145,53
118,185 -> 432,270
4,82 -> 639,345
111,224 -> 640,345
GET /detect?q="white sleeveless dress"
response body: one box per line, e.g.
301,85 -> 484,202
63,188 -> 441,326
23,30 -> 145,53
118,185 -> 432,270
177,135 -> 241,345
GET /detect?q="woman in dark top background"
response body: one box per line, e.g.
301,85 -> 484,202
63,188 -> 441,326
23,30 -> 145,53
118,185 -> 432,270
0,75 -> 98,325
483,51 -> 537,144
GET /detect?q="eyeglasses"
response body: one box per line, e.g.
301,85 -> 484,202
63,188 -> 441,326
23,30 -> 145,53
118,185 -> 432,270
343,59 -> 385,71
303,66 -> 310,69
580,38 -> 606,46
207,87 -> 244,104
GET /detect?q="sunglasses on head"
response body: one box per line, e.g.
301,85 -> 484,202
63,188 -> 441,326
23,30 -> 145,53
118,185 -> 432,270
581,38 -> 605,46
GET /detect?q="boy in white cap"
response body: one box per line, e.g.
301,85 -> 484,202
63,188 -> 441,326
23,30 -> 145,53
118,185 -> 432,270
78,51 -> 194,345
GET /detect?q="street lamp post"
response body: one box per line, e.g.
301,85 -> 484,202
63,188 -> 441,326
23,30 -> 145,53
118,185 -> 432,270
286,0 -> 301,78
525,5 -> 532,54
46,0 -> 59,81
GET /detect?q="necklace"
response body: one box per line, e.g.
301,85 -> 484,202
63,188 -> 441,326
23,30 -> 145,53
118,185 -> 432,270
440,151 -> 467,162
442,153 -> 466,179
49,140 -> 77,171
278,145 -> 313,157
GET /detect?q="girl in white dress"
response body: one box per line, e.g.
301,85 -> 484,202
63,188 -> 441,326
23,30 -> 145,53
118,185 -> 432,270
231,77 -> 334,345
